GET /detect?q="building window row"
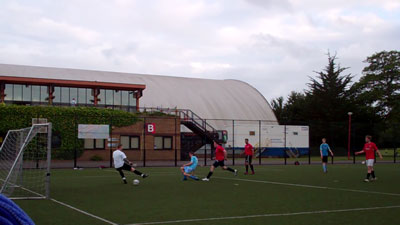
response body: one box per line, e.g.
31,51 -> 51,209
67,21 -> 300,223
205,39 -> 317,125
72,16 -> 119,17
83,136 -> 173,150
4,84 -> 48,102
3,84 -> 137,108
154,136 -> 173,150
120,136 -> 140,150
84,139 -> 106,150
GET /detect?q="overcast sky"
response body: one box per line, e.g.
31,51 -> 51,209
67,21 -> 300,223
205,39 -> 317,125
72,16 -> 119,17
0,0 -> 399,101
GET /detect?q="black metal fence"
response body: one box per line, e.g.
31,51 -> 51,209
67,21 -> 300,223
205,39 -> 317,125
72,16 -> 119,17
1,109 -> 398,168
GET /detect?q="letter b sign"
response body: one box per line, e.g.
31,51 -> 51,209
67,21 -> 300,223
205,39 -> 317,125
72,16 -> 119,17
146,123 -> 156,134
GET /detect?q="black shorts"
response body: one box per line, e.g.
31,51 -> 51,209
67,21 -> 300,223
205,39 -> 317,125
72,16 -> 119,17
322,156 -> 328,163
213,160 -> 225,168
116,163 -> 132,171
245,155 -> 253,164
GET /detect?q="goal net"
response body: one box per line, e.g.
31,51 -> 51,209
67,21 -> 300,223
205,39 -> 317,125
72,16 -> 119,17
0,123 -> 52,200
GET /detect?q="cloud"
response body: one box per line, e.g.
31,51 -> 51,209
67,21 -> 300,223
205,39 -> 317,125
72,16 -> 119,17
244,0 -> 292,11
0,0 -> 399,102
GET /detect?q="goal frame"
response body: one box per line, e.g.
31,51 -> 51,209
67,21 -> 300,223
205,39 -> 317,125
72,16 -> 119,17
0,123 -> 52,200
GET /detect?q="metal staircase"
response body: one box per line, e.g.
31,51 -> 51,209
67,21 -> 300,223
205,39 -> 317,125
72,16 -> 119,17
140,108 -> 224,159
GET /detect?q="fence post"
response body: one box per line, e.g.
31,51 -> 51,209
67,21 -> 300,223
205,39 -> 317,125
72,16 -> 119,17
174,117 -> 177,167
394,147 -> 396,164
204,119 -> 207,166
259,120 -> 261,165
308,125 -> 311,165
74,112 -> 77,168
109,114 -> 113,168
143,117 -> 146,167
284,125 -> 287,165
352,128 -> 356,164
232,120 -> 235,166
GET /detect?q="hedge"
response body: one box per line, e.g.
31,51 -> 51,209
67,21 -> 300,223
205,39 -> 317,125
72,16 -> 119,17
0,104 -> 141,159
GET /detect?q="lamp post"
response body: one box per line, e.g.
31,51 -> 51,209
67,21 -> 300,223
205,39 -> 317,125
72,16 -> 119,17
347,112 -> 353,160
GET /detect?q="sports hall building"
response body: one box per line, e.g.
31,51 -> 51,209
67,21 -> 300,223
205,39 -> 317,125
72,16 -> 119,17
0,63 -> 278,164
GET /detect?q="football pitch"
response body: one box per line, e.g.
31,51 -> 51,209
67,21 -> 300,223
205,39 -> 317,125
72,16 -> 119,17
15,163 -> 400,225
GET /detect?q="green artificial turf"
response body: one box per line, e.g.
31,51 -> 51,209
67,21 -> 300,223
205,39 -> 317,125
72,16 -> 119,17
14,163 -> 400,225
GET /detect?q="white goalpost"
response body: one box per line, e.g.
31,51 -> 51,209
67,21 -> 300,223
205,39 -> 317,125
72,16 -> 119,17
0,123 -> 52,200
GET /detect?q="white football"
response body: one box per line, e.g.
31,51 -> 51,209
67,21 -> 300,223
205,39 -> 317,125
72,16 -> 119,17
133,179 -> 140,185
362,161 -> 365,164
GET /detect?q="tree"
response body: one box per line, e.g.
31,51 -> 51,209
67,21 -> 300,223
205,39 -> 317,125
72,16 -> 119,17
282,91 -> 308,124
352,50 -> 400,120
270,96 -> 284,122
306,53 -> 353,122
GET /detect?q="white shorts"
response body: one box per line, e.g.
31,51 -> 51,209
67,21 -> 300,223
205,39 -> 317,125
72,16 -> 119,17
366,159 -> 374,167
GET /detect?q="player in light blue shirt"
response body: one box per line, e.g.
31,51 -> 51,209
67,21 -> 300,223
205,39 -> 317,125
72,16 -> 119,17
180,152 -> 199,181
320,138 -> 334,173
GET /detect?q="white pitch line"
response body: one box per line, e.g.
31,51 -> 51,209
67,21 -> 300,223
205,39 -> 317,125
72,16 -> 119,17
215,177 -> 400,197
126,205 -> 400,225
50,198 -> 118,225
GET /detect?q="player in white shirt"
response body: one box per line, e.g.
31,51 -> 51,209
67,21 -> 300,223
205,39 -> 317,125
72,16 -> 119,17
113,144 -> 148,184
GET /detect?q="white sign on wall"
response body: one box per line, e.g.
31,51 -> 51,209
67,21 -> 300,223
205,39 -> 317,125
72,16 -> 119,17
78,124 -> 109,139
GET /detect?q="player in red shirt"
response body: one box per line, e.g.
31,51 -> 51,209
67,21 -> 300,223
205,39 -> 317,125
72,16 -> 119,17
355,135 -> 383,182
202,141 -> 238,181
242,138 -> 255,175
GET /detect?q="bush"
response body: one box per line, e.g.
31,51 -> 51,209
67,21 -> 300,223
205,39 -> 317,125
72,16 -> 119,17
90,155 -> 103,161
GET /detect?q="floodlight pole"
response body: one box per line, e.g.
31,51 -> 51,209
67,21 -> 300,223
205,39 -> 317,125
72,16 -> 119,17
347,112 -> 353,160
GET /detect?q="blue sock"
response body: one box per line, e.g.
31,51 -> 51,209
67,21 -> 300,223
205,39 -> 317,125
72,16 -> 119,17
189,175 -> 199,180
323,165 -> 327,172
183,175 -> 187,181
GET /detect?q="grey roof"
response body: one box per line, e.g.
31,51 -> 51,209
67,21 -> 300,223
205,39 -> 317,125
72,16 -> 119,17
0,63 -> 277,122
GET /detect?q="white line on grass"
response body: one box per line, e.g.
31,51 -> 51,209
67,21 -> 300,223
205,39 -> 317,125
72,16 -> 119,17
50,198 -> 118,225
126,205 -> 400,225
215,177 -> 400,197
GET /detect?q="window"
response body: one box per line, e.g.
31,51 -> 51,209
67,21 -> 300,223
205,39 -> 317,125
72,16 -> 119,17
84,139 -> 94,149
130,136 -> 140,149
120,136 -> 130,149
113,90 -> 121,106
154,136 -> 173,150
32,86 -> 40,102
164,137 -> 172,149
70,88 -> 78,104
61,87 -> 69,103
129,91 -> 136,107
84,139 -> 105,150
120,136 -> 140,150
53,87 -> 61,103
78,88 -> 86,104
87,89 -> 94,105
22,85 -> 31,102
105,89 -> 113,105
121,91 -> 129,106
154,137 -> 163,149
4,84 -> 13,101
95,139 -> 105,149
13,84 -> 22,101
98,89 -> 105,105
40,86 -> 48,103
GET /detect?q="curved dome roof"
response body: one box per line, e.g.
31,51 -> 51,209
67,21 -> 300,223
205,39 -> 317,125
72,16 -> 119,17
0,63 -> 277,122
